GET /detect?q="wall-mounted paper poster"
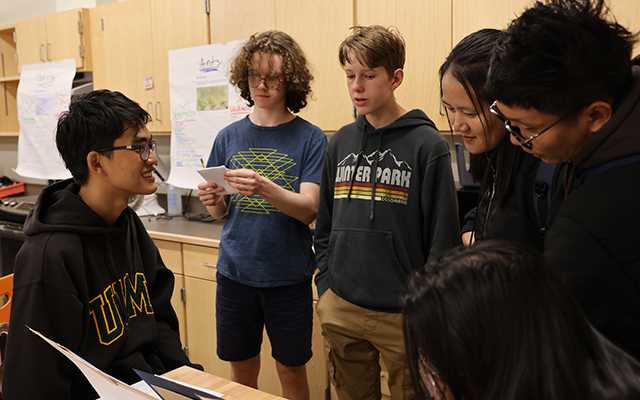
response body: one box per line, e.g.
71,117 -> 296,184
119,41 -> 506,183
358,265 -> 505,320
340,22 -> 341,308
15,59 -> 75,180
167,40 -> 250,189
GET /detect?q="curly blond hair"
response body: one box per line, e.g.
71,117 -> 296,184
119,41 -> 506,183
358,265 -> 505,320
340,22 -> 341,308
229,30 -> 313,113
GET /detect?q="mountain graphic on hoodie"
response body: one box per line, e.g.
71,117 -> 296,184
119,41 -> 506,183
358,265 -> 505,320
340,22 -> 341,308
335,148 -> 412,205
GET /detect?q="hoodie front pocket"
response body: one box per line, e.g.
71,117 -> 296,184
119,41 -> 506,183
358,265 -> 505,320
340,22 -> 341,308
327,228 -> 407,309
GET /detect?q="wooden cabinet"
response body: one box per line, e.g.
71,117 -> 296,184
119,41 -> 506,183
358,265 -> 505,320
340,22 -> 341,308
14,16 -> 46,68
609,0 -> 640,57
356,0 -> 452,130
210,0 -> 276,42
210,0 -> 354,132
156,240 -> 187,347
152,238 -> 328,400
452,0 -> 533,43
15,9 -> 91,71
90,0 -> 153,120
0,25 -> 19,135
91,0 -> 208,133
275,0 -> 354,132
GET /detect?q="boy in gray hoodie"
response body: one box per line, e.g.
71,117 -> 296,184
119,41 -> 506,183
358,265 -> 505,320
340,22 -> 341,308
314,25 -> 460,399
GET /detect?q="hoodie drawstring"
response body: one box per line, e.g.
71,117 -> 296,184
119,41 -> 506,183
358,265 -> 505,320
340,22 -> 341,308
369,132 -> 384,221
347,131 -> 369,201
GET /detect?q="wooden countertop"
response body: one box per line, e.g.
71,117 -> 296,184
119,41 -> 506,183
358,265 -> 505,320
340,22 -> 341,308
164,366 -> 284,399
142,216 -> 223,248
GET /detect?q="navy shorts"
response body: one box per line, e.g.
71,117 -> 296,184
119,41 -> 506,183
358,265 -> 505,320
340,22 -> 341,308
216,272 -> 313,367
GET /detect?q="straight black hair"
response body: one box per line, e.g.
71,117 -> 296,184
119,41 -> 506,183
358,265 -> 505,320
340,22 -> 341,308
439,29 -> 521,239
56,90 -> 151,184
487,0 -> 637,115
404,241 -> 640,400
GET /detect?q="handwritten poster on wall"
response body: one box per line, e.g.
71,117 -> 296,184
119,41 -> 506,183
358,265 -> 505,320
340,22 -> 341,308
15,59 -> 75,180
167,40 -> 250,189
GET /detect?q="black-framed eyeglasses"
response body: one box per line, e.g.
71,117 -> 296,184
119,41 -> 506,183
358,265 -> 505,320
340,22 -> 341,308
248,71 -> 284,90
95,139 -> 157,161
489,101 -> 571,150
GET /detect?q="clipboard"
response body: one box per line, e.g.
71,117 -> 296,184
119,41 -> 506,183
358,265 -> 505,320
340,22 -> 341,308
134,369 -> 223,400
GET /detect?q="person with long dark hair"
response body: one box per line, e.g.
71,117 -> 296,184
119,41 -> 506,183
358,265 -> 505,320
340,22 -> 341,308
440,29 -> 555,248
403,241 -> 640,400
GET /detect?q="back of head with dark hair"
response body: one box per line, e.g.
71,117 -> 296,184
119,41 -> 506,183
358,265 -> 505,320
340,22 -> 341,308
403,240 -> 640,400
486,0 -> 637,115
56,89 -> 151,184
338,25 -> 406,77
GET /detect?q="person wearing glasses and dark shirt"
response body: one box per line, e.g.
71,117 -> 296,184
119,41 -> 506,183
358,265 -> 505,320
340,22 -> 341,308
440,28 -> 557,250
3,90 -> 196,399
487,0 -> 640,361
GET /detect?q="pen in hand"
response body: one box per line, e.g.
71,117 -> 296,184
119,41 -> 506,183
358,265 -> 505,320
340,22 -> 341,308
200,158 -> 206,169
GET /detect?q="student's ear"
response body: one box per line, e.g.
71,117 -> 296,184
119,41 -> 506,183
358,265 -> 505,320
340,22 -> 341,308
583,101 -> 612,134
86,151 -> 103,176
391,68 -> 404,89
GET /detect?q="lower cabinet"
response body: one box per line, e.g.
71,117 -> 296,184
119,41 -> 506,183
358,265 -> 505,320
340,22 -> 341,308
154,239 -> 328,400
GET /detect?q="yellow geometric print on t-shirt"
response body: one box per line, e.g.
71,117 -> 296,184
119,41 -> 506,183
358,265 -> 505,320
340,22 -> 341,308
229,148 -> 298,214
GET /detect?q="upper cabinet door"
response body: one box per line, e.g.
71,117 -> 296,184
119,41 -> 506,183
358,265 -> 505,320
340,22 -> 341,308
608,0 -> 640,57
45,9 -> 91,69
210,0 -> 276,43
275,0 -> 354,132
15,16 -> 47,70
357,0 -> 452,130
44,9 -> 87,69
150,0 -> 210,132
90,0 -> 154,116
452,0 -> 532,43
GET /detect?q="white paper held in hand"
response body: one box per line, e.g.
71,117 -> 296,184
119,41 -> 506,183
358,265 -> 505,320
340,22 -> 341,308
197,166 -> 238,195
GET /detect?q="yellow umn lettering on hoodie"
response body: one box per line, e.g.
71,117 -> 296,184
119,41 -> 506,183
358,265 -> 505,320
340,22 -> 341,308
88,272 -> 154,346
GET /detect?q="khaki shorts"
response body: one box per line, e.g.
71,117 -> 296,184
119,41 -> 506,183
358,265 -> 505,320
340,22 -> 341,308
317,288 -> 413,400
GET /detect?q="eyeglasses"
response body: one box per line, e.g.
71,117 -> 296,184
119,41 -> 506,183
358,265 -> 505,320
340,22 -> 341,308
489,101 -> 571,150
95,139 -> 157,161
248,72 -> 284,90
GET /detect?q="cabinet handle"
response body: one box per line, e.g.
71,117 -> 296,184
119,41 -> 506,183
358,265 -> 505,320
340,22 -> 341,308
46,43 -> 51,61
3,86 -> 8,116
147,102 -> 153,120
39,44 -> 45,62
201,262 -> 215,269
155,101 -> 162,123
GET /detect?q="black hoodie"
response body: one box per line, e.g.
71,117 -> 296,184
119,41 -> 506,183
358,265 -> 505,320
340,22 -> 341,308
544,67 -> 640,361
3,180 -> 191,399
314,110 -> 461,312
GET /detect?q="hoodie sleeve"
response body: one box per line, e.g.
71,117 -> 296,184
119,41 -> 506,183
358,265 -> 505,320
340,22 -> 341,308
461,206 -> 477,234
3,237 -> 87,399
421,146 -> 461,263
313,146 -> 335,298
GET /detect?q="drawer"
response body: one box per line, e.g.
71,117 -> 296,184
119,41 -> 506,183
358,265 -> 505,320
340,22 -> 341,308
155,240 -> 183,275
183,243 -> 218,281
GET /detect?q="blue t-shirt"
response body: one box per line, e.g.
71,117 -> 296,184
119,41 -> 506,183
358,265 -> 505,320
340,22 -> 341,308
207,115 -> 327,287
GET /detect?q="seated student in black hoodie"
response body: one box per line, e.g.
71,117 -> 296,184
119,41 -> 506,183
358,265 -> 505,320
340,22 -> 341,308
3,90 -> 193,399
